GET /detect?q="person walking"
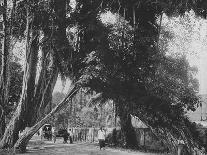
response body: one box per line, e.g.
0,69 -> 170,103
98,127 -> 106,150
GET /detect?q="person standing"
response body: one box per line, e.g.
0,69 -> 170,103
177,137 -> 184,155
68,129 -> 73,144
52,127 -> 56,143
98,127 -> 106,150
63,129 -> 69,144
40,128 -> 43,141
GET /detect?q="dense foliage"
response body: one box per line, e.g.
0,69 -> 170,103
0,0 -> 206,153
52,90 -> 115,128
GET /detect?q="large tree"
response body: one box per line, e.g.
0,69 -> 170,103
0,0 -> 206,153
0,0 -> 69,149
0,0 -> 14,139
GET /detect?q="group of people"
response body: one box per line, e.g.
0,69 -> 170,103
52,128 -> 73,144
39,125 -> 107,150
62,129 -> 73,144
53,126 -> 107,150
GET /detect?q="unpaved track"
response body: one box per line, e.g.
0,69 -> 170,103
14,135 -> 167,155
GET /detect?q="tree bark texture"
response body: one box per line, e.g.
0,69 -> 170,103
0,0 -> 10,139
0,3 -> 39,147
34,63 -> 58,122
0,106 -> 6,139
30,35 -> 58,124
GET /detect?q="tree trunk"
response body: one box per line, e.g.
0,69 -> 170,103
14,85 -> 79,152
51,0 -> 71,73
30,38 -> 58,124
36,67 -> 58,120
0,3 -> 39,147
0,0 -> 10,139
22,29 -> 39,127
1,0 -> 69,149
0,0 -> 67,147
118,102 -> 138,148
31,0 -> 67,122
0,106 -> 6,139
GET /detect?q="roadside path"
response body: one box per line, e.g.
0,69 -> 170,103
14,135 -> 167,155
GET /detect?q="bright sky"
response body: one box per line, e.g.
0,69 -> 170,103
161,11 -> 207,94
53,77 -> 71,94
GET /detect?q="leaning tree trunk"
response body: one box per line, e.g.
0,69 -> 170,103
14,85 -> 79,152
134,108 -> 202,154
0,3 -> 39,147
0,0 -> 10,139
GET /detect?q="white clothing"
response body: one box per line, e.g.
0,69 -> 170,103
52,127 -> 55,134
98,130 -> 105,140
69,130 -> 73,136
178,139 -> 184,145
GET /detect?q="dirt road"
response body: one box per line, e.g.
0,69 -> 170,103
18,142 -> 166,155
12,135 -> 167,155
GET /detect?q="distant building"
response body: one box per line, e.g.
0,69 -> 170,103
130,114 -> 148,129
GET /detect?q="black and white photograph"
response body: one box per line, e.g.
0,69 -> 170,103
0,0 -> 207,155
